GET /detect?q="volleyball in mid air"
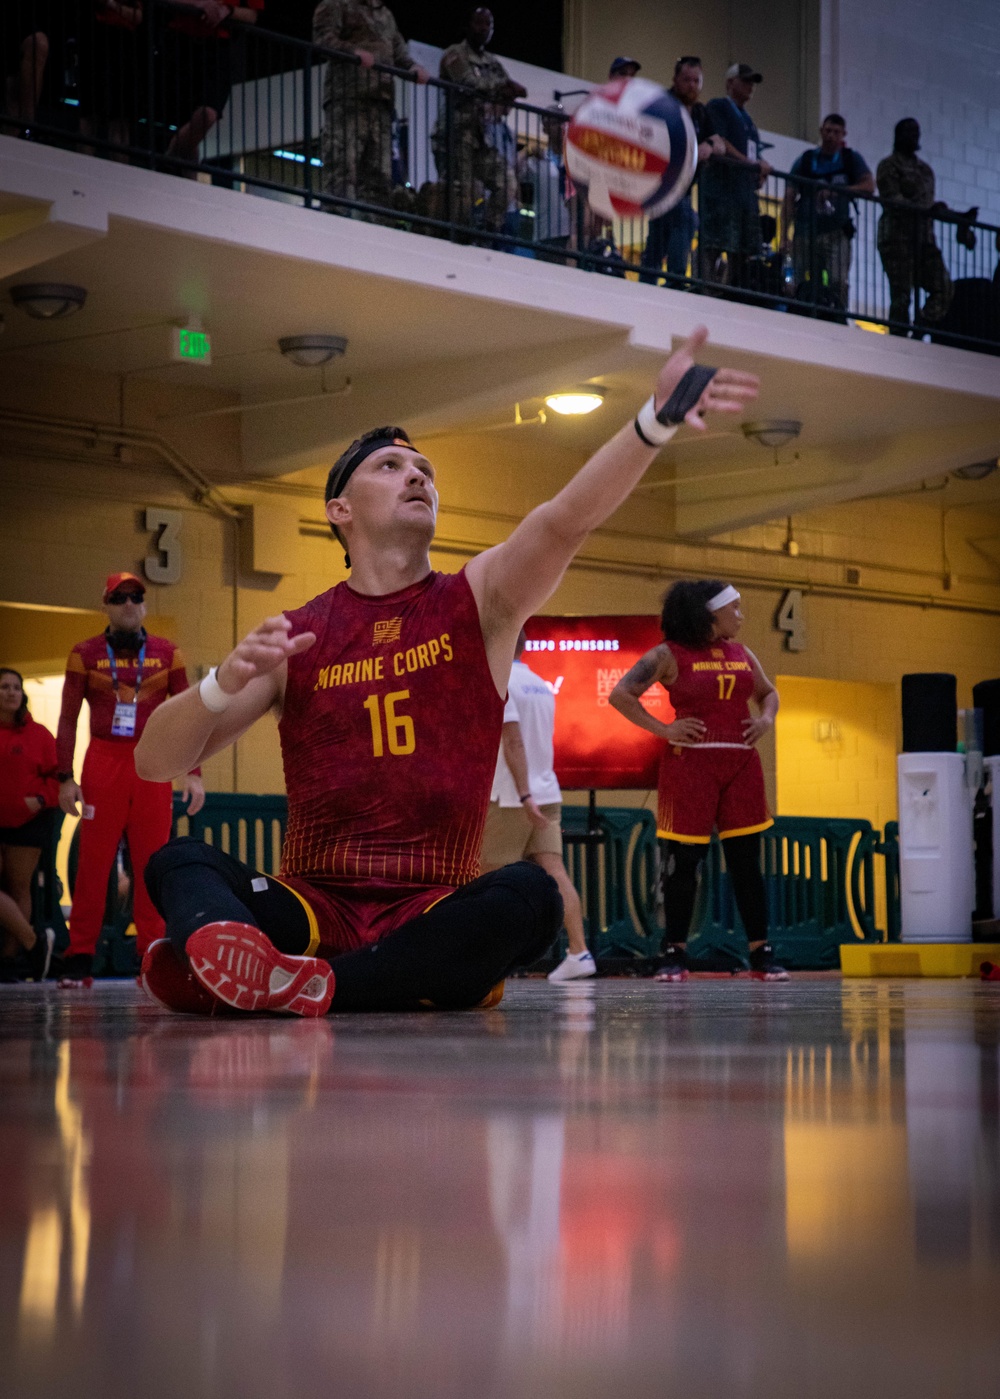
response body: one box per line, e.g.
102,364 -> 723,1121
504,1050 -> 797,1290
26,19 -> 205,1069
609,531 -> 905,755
565,77 -> 699,222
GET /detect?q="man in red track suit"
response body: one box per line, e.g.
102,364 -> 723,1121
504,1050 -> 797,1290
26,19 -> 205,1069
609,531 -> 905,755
56,572 -> 205,983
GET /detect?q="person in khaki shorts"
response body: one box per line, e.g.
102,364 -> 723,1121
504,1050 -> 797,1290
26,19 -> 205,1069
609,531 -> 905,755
480,629 -> 594,981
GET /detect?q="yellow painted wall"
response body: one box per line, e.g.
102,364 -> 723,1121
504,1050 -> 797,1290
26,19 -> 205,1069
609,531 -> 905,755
3,363 -> 1000,808
775,675 -> 898,829
0,603 -> 175,678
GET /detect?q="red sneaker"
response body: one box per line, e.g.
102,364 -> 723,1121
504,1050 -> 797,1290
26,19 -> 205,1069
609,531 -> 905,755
140,939 -> 225,1016
186,922 -> 334,1017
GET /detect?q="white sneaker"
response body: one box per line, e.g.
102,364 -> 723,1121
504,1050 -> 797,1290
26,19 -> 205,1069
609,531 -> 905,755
548,951 -> 597,982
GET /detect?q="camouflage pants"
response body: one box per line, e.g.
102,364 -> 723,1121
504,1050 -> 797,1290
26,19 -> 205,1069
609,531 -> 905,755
431,127 -> 517,233
321,98 -> 394,210
878,238 -> 953,328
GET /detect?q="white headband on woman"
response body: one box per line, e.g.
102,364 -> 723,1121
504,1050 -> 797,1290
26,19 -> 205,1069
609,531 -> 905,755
706,584 -> 740,612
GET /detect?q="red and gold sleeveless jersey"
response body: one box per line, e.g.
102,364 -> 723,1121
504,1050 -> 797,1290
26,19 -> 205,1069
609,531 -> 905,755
279,569 -> 503,891
662,638 -> 755,747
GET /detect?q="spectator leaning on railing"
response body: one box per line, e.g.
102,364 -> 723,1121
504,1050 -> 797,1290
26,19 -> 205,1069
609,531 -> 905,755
517,104 -> 572,256
640,56 -> 725,286
699,63 -> 772,289
313,0 -> 429,214
2,1 -> 50,131
876,117 -> 978,333
159,0 -> 264,175
433,8 -> 526,235
781,113 -> 874,313
78,0 -> 145,150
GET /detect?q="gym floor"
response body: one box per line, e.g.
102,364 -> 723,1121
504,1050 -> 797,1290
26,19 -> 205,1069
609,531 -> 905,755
1,976 -> 998,1399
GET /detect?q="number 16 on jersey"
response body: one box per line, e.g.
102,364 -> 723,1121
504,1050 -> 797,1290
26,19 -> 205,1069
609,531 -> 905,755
364,690 -> 416,756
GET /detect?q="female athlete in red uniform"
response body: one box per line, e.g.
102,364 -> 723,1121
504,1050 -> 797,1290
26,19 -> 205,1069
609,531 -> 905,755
134,330 -> 759,1017
610,580 -> 786,981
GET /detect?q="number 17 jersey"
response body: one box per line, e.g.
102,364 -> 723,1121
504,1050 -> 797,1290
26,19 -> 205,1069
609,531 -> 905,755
279,569 -> 503,892
664,638 -> 755,747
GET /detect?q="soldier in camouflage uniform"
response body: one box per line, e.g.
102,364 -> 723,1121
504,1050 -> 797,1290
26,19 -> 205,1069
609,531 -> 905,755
432,8 -> 526,233
312,0 -> 428,213
876,118 -> 975,331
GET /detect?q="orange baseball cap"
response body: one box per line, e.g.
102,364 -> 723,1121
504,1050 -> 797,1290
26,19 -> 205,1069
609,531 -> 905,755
102,571 -> 146,603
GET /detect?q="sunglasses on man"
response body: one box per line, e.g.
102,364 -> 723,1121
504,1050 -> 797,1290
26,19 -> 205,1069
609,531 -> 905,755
107,591 -> 144,605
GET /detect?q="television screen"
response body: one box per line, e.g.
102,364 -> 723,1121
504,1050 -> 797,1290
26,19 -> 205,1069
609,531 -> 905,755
522,616 -> 673,789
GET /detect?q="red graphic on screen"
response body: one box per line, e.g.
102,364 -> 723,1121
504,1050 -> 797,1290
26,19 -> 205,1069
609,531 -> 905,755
522,616 -> 673,790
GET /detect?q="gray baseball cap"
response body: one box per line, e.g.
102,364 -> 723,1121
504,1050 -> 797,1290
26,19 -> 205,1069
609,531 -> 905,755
726,62 -> 763,82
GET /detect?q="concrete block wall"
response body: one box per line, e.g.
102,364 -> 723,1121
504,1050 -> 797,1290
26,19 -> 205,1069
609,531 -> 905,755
828,0 -> 1000,227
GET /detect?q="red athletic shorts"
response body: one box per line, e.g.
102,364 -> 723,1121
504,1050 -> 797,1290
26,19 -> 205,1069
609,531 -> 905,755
272,872 -> 454,958
657,744 -> 772,843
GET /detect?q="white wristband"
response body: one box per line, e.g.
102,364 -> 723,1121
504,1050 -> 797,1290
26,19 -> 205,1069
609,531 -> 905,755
199,667 -> 234,714
635,395 -> 679,448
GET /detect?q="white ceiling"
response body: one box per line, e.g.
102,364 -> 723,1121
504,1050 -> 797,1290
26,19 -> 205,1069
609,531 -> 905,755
2,189 -> 999,533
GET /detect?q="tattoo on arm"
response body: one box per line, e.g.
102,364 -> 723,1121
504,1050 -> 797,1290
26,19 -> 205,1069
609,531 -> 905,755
622,655 -> 660,695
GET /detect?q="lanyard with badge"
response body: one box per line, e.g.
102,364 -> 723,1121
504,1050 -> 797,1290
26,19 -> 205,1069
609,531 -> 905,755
107,637 -> 145,738
727,96 -> 757,162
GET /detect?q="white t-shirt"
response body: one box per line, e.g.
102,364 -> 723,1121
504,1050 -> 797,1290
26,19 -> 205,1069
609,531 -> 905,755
491,660 -> 563,807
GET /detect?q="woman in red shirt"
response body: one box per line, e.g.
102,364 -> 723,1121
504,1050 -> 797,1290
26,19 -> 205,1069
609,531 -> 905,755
610,580 -> 785,982
0,669 -> 58,980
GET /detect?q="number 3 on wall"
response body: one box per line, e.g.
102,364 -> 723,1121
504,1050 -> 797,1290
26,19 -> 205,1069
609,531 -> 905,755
776,588 -> 807,652
144,507 -> 183,585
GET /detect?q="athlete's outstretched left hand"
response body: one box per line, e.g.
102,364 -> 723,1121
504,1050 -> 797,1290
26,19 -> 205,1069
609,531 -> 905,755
654,325 -> 760,432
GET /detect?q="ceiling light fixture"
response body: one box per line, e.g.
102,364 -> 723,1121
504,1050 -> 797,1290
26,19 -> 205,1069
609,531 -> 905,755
742,420 -> 802,450
10,282 -> 87,320
279,334 -> 348,368
952,458 -> 998,481
544,389 -> 605,416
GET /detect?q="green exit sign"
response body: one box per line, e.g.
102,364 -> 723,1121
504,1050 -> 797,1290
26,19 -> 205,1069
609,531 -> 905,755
171,326 -> 212,365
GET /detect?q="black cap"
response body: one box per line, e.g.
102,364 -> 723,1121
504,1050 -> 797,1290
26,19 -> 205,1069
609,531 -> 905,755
609,56 -> 641,76
726,62 -> 763,83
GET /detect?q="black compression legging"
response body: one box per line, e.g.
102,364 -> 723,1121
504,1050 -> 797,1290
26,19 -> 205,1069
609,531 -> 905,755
145,837 -> 563,1012
661,833 -> 768,945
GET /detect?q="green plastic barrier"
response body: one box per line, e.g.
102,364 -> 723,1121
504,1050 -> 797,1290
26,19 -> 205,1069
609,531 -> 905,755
560,805 -> 660,958
690,817 -> 887,970
172,792 -> 288,873
166,797 -> 902,971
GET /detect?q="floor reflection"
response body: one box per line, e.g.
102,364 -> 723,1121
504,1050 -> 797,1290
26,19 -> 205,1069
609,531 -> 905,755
0,978 -> 998,1398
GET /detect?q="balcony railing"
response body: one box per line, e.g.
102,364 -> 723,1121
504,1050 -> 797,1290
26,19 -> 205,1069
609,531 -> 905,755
4,2 -> 999,351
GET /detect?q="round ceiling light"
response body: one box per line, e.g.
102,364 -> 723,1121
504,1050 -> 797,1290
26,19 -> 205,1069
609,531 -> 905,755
544,389 -> 605,416
279,334 -> 348,367
742,420 -> 803,450
952,458 -> 998,481
10,283 -> 87,319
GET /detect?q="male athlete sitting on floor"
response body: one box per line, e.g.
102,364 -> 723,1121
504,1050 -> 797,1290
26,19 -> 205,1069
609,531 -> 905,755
135,327 -> 758,1016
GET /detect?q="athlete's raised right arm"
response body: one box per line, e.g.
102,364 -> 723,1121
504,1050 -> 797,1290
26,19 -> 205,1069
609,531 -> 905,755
467,328 -> 758,689
609,644 -> 706,745
134,616 -> 316,782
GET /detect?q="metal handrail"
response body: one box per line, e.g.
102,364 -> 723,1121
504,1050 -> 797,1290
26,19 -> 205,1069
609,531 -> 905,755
4,4 -> 997,347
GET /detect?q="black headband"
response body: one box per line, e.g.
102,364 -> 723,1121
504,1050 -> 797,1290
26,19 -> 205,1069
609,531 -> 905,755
326,434 -> 413,501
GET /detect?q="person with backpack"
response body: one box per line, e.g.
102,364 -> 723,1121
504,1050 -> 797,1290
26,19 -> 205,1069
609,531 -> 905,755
781,114 -> 874,314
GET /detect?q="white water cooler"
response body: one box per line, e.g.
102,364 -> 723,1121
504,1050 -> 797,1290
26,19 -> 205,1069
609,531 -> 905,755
898,753 -> 975,942
985,754 -> 1000,921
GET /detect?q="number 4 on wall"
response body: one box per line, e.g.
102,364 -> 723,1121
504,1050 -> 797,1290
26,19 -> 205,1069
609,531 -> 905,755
776,588 -> 807,652
144,507 -> 183,585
